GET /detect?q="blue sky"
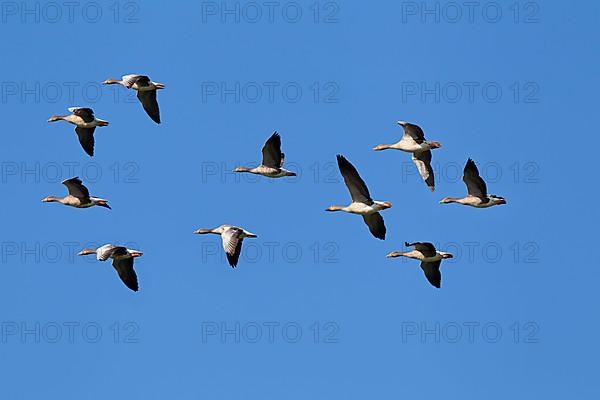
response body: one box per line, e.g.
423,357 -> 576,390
0,0 -> 598,398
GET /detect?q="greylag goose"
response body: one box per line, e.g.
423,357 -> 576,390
387,242 -> 454,288
326,155 -> 392,240
47,107 -> 109,156
233,132 -> 297,178
78,244 -> 143,292
42,177 -> 111,209
193,225 -> 257,268
440,158 -> 506,208
102,75 -> 164,124
373,121 -> 441,191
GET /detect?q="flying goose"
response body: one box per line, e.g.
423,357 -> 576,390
42,177 -> 111,209
78,244 -> 143,292
373,121 -> 441,191
387,242 -> 454,288
193,225 -> 257,268
440,158 -> 506,208
326,155 -> 392,240
47,107 -> 109,156
102,75 -> 164,124
233,132 -> 297,178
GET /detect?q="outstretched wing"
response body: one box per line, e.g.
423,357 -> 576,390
137,90 -> 161,124
463,158 -> 487,198
400,122 -> 426,144
337,155 -> 373,204
363,213 -> 386,240
112,257 -> 139,292
406,242 -> 437,258
412,150 -> 435,191
70,107 -> 95,123
75,126 -> 95,156
420,260 -> 442,288
261,132 -> 283,169
62,177 -> 90,200
221,228 -> 244,268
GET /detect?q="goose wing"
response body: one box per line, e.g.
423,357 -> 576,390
121,74 -> 146,88
261,132 -> 283,169
221,227 -> 244,268
400,122 -> 426,144
62,177 -> 90,200
463,159 -> 487,198
420,260 -> 442,288
337,155 -> 373,205
96,245 -> 124,261
70,107 -> 95,123
75,126 -> 95,156
412,150 -> 435,191
362,213 -> 386,240
112,256 -> 139,292
137,90 -> 161,124
406,242 -> 437,258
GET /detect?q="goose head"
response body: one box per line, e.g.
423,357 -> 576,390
233,167 -> 252,173
193,228 -> 214,235
101,79 -> 121,85
47,116 -> 65,122
439,197 -> 456,204
41,196 -> 59,203
373,144 -> 390,151
78,248 -> 97,256
194,226 -> 227,235
439,252 -> 454,259
428,141 -> 442,149
386,251 -> 405,258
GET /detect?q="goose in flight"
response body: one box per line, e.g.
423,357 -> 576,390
193,225 -> 257,268
387,242 -> 454,288
42,177 -> 111,209
78,244 -> 143,292
440,158 -> 506,208
233,132 -> 297,178
326,155 -> 392,240
102,74 -> 164,124
373,121 -> 441,191
47,107 -> 109,156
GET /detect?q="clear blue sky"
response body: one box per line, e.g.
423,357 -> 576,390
0,1 -> 598,398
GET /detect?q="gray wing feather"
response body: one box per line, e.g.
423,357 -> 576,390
221,228 -> 244,268
75,126 -> 95,156
62,177 -> 90,200
463,159 -> 487,198
412,151 -> 435,191
402,123 -> 426,144
405,242 -> 437,257
420,260 -> 442,288
337,155 -> 373,204
362,213 -> 386,240
112,257 -> 139,292
137,90 -> 161,124
261,132 -> 282,169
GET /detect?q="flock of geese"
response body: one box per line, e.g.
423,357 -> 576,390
43,74 -> 506,291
